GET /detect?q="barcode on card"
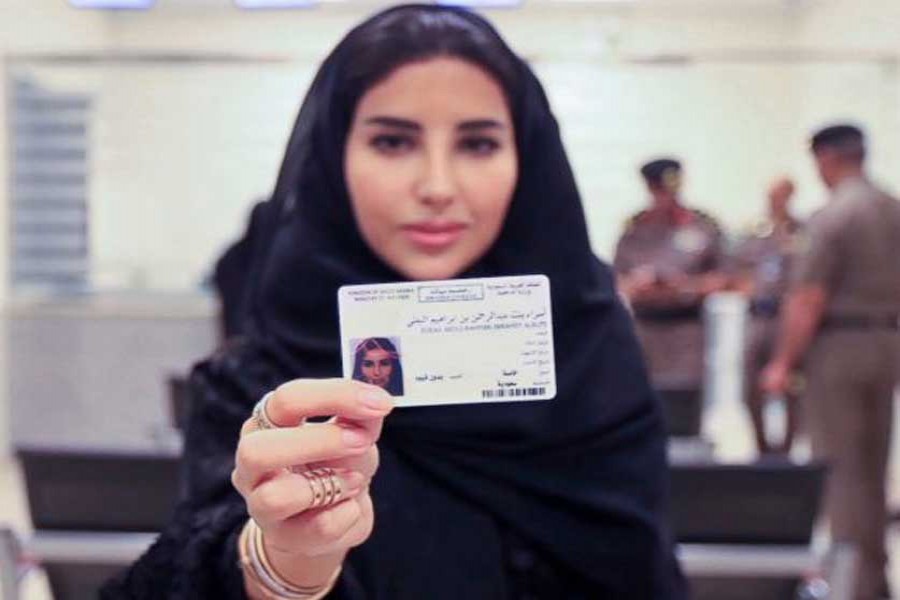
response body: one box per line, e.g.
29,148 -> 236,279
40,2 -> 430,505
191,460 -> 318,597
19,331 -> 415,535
481,387 -> 546,399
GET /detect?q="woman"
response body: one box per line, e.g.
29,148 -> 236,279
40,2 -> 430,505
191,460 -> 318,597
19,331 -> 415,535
103,5 -> 685,599
351,338 -> 404,396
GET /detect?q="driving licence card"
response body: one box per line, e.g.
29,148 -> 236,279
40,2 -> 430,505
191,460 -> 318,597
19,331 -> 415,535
338,275 -> 556,407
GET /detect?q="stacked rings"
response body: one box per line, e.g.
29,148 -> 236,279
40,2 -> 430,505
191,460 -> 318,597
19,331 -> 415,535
250,392 -> 343,510
301,468 -> 343,509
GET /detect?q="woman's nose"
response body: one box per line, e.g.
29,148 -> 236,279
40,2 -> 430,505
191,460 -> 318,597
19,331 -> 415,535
415,150 -> 457,209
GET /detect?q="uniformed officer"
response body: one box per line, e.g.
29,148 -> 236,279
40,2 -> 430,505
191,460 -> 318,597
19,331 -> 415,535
615,158 -> 728,395
761,125 -> 900,600
731,177 -> 802,455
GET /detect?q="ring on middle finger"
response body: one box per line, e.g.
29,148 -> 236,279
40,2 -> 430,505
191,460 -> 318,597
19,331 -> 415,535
304,470 -> 326,508
316,469 -> 335,506
301,468 -> 343,509
313,468 -> 337,506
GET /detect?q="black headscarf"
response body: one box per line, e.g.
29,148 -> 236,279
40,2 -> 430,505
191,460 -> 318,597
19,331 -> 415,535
103,5 -> 684,599
212,198 -> 275,340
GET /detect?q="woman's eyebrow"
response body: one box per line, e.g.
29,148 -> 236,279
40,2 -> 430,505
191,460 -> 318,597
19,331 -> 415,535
458,119 -> 506,131
362,117 -> 507,131
363,116 -> 421,130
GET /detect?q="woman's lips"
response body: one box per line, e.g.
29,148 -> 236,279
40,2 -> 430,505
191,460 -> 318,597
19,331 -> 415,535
402,222 -> 468,251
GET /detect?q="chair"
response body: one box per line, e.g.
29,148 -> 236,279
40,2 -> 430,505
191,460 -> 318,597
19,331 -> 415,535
4,449 -> 181,599
671,461 -> 855,600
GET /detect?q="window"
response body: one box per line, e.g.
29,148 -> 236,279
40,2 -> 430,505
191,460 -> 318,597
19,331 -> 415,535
10,77 -> 91,292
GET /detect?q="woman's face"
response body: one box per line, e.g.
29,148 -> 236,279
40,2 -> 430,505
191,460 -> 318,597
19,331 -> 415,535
360,348 -> 393,389
345,57 -> 518,281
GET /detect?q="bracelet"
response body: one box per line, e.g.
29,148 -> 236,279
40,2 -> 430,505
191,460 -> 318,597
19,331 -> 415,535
239,520 -> 340,599
247,521 -> 317,598
240,520 -> 300,600
238,520 -> 341,600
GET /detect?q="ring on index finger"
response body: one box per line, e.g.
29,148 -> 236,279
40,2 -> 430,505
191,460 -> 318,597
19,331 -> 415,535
251,392 -> 279,431
251,390 -> 306,432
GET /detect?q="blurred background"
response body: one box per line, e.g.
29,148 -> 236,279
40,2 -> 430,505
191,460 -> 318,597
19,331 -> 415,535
2,1 -> 900,599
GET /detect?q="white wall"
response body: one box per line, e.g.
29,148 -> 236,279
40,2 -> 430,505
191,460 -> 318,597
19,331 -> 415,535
0,0 -> 107,458
88,63 -> 314,289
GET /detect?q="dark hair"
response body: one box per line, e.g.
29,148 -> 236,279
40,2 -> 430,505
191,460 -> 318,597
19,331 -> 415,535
332,5 -> 523,129
811,123 -> 866,163
352,337 -> 404,396
640,157 -> 681,188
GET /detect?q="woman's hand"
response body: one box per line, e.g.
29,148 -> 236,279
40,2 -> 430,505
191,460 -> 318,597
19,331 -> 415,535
231,378 -> 393,588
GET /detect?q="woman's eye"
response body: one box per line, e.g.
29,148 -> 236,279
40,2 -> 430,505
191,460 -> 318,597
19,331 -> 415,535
459,136 -> 500,156
370,134 -> 415,154
363,360 -> 374,368
379,360 -> 392,367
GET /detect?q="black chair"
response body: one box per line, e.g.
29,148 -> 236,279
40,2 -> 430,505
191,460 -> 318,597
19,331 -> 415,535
18,449 -> 181,599
671,461 -> 827,600
20,450 -> 181,532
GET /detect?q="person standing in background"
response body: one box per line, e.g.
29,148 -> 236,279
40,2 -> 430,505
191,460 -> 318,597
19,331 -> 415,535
731,176 -> 802,455
762,124 -> 900,600
615,158 -> 729,396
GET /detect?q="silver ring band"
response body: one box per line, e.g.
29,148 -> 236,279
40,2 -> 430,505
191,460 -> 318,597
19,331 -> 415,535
301,468 -> 343,510
252,391 -> 277,430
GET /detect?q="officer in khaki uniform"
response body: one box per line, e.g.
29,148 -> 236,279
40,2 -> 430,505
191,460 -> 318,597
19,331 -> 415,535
762,125 -> 900,600
731,177 -> 803,455
615,158 -> 728,393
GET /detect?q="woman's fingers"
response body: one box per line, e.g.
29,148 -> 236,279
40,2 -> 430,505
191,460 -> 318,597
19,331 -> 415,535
266,378 -> 394,427
266,491 -> 374,557
235,377 -> 392,487
231,378 -> 391,559
308,446 -> 379,480
245,469 -> 367,528
236,421 -> 379,487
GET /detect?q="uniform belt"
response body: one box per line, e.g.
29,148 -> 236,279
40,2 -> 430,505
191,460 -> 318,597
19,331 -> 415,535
749,298 -> 781,318
821,314 -> 900,330
633,305 -> 702,322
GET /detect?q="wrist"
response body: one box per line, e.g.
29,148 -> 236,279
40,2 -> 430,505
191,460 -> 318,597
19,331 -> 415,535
239,519 -> 343,600
264,535 -> 347,588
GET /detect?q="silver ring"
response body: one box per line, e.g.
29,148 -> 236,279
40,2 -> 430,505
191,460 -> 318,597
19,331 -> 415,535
304,470 -> 326,508
252,391 -> 278,431
316,468 -> 336,506
301,468 -> 342,510
330,471 -> 343,502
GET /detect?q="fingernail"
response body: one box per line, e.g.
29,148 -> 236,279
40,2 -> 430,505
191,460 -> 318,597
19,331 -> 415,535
359,388 -> 392,411
342,428 -> 370,448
